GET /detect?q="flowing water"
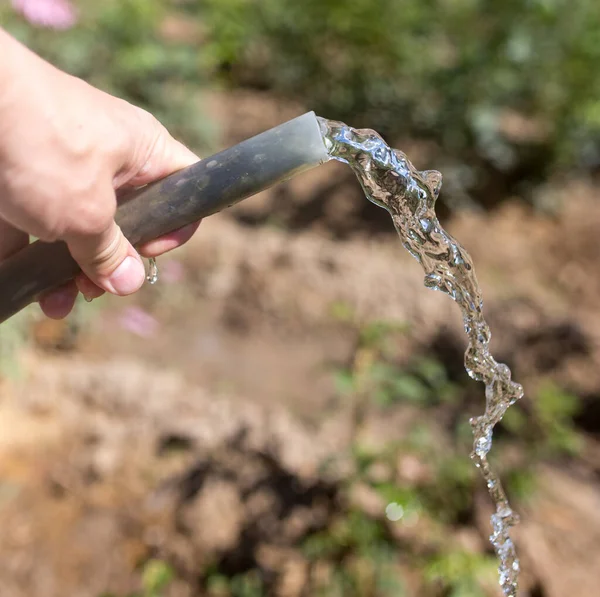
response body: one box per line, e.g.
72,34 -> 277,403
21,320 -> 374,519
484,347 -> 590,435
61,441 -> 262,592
318,117 -> 524,596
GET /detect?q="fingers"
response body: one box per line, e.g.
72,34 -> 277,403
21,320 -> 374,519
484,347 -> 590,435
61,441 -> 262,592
132,136 -> 200,186
39,281 -> 79,319
138,221 -> 201,258
39,273 -> 104,320
114,109 -> 200,189
112,109 -> 202,260
0,219 -> 28,260
65,118 -> 198,295
75,273 -> 105,302
67,219 -> 145,296
0,220 -> 79,319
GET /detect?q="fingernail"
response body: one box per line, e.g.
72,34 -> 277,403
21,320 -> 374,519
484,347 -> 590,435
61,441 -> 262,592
108,256 -> 145,295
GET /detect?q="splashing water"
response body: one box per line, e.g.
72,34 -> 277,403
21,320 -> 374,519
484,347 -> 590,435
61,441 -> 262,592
318,117 -> 524,596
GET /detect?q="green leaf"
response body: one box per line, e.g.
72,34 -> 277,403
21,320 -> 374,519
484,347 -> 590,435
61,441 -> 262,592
535,382 -> 581,422
505,467 -> 537,501
329,300 -> 356,323
334,369 -> 356,395
390,375 -> 430,404
415,357 -> 448,388
501,404 -> 527,434
141,559 -> 174,595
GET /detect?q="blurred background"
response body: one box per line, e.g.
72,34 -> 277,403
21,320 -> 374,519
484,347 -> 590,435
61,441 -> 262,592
1,1 -> 600,596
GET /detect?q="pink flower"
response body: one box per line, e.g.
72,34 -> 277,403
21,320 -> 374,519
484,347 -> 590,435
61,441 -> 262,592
12,0 -> 78,31
160,260 -> 186,284
118,306 -> 160,338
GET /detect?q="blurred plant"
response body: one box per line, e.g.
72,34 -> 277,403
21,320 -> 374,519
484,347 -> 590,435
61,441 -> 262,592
501,380 -> 584,459
336,353 -> 460,410
200,0 -> 600,209
325,313 -> 588,594
533,382 -> 583,456
100,559 -> 174,597
1,0 -> 215,152
331,306 -> 458,435
11,0 -> 77,30
0,294 -> 105,379
424,549 -> 497,597
204,569 -> 265,597
140,560 -> 175,597
302,511 -> 406,597
303,437 -> 497,596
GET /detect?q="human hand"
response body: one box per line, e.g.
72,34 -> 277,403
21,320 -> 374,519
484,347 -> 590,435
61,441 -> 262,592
0,29 -> 200,319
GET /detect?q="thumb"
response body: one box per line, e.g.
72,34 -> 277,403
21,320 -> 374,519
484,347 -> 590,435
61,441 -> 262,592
67,220 -> 145,296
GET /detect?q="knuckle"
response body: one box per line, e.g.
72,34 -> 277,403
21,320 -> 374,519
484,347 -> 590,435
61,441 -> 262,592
139,107 -> 169,140
134,107 -> 164,141
79,211 -> 113,238
37,178 -> 115,241
68,196 -> 115,238
37,220 -> 65,243
137,106 -> 160,127
134,110 -> 170,174
89,231 -> 122,268
28,199 -> 68,243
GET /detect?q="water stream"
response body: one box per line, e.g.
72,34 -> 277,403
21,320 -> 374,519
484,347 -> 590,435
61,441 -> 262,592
318,117 -> 524,596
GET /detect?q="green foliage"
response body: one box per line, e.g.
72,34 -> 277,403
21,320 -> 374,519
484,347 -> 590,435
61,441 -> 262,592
533,381 -> 583,455
303,513 -> 405,597
141,560 -> 175,597
0,294 -> 106,380
358,320 -> 410,349
334,318 -> 459,409
320,439 -> 496,596
99,559 -> 175,597
203,569 -> 266,597
0,0 -> 214,151
201,0 -> 600,206
304,510 -> 386,559
503,467 -> 538,502
228,571 -> 265,597
425,549 -> 497,597
8,0 -> 600,206
501,381 -> 584,458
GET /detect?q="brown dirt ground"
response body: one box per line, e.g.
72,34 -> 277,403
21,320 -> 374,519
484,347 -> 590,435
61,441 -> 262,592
1,92 -> 600,597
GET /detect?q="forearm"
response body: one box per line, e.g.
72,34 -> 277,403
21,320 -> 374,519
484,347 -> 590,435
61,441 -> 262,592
0,29 -> 28,125
0,26 -> 15,60
0,29 -> 67,162
0,29 -> 62,115
0,28 -> 22,84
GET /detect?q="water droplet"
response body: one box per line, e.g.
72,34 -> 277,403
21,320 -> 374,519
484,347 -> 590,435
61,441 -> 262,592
146,258 -> 159,285
421,169 -> 443,198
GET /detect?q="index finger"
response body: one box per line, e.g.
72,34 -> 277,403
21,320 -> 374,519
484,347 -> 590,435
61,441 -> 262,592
0,219 -> 28,260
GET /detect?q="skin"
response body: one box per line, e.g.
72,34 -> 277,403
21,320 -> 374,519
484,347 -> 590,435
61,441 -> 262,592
0,28 -> 201,319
